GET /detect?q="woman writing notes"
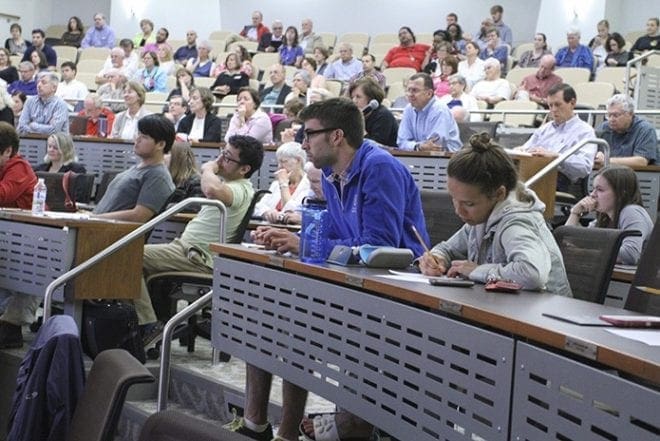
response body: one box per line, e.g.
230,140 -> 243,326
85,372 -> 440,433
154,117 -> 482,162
419,133 -> 571,295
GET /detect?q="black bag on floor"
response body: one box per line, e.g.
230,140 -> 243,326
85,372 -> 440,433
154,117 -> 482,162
81,300 -> 146,364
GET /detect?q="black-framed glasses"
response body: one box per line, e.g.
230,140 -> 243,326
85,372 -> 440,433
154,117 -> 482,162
219,149 -> 241,165
303,127 -> 339,142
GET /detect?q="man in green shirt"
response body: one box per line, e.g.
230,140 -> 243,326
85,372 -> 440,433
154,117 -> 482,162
135,135 -> 263,339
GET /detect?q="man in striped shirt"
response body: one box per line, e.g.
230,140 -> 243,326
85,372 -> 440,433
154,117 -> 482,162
17,72 -> 69,135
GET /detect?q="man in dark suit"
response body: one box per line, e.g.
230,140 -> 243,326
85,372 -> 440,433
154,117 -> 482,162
258,64 -> 291,112
257,20 -> 284,52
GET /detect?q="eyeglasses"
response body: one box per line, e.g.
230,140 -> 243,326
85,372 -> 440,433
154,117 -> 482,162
607,111 -> 626,119
303,127 -> 339,142
219,149 -> 241,165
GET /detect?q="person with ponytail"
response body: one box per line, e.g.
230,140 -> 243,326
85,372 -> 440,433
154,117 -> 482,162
419,132 -> 571,295
566,165 -> 653,265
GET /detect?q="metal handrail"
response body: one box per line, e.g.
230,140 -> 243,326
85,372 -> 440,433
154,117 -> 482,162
524,138 -> 610,188
625,50 -> 659,94
42,197 -> 227,320
157,291 -> 212,411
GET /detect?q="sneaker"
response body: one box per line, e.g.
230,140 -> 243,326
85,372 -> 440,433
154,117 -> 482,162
140,321 -> 164,347
223,411 -> 273,441
0,321 -> 23,349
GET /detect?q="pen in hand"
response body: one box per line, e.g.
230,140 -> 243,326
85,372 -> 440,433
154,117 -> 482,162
410,225 -> 443,268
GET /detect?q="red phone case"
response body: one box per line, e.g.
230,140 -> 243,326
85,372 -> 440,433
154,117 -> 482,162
484,280 -> 522,293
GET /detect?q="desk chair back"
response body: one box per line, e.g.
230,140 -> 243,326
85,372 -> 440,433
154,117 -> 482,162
625,219 -> 660,315
420,189 -> 464,245
139,409 -> 253,441
553,226 -> 641,304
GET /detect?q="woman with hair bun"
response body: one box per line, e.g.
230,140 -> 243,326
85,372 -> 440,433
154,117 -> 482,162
419,133 -> 571,295
566,165 -> 653,264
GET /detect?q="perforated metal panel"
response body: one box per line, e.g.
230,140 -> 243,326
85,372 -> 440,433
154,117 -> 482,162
0,220 -> 73,298
213,257 -> 514,441
191,146 -> 220,168
254,150 -> 278,190
19,137 -> 47,166
636,66 -> 660,129
511,341 -> 660,441
148,219 -> 187,244
75,140 -> 137,180
400,156 -> 449,190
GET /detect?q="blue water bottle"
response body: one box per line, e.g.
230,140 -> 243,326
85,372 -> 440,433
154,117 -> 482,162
300,199 -> 329,264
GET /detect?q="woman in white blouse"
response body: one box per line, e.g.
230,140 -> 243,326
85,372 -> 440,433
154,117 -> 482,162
253,142 -> 310,224
110,81 -> 152,140
457,41 -> 485,90
224,87 -> 273,145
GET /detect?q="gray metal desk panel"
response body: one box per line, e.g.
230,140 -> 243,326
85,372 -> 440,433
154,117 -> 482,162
512,341 -> 659,441
213,257 -> 515,441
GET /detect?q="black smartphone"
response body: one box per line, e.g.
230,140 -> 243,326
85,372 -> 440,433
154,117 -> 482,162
429,277 -> 475,287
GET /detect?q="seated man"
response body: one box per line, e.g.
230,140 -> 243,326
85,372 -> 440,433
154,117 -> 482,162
259,63 -> 292,110
136,135 -> 263,340
596,93 -> 658,167
239,10 -> 270,43
299,19 -> 324,54
519,83 -> 596,193
8,61 -> 37,96
382,26 -> 430,71
17,72 -> 69,135
323,43 -> 362,82
173,30 -> 198,65
96,42 -> 139,85
517,54 -> 562,106
55,61 -> 89,111
555,28 -> 594,71
80,13 -> 116,49
478,28 -> 508,74
21,29 -> 57,70
225,98 -> 429,441
0,114 -> 176,348
258,20 -> 285,53
397,72 -> 462,152
348,53 -> 387,90
78,92 -> 115,137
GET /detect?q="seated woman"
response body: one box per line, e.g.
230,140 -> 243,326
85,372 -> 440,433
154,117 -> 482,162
33,132 -> 86,173
60,16 -> 84,47
517,33 -> 552,68
110,81 -> 152,140
439,73 -> 481,122
134,51 -> 167,93
589,19 -> 610,71
604,33 -> 629,67
566,165 -> 653,265
176,86 -> 224,143
30,49 -> 49,73
284,69 -> 310,105
279,26 -> 304,67
419,133 -> 571,295
348,77 -> 398,147
300,56 -> 326,90
11,91 -> 26,126
133,19 -> 156,49
157,44 -> 176,76
97,70 -> 128,113
186,40 -> 215,77
253,142 -> 310,224
447,23 -> 467,55
225,87 -> 273,144
313,46 -> 329,76
5,23 -> 30,56
211,53 -> 249,99
469,58 -> 511,108
164,143 -> 203,210
0,48 -> 18,84
433,55 -> 458,98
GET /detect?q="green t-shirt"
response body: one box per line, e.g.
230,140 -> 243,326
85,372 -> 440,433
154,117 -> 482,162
180,178 -> 254,251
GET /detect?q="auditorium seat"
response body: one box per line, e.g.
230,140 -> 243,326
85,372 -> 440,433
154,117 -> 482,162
208,30 -> 232,41
490,100 -> 539,127
555,67 -> 590,87
574,81 -> 615,110
505,67 -> 536,88
52,45 -> 79,64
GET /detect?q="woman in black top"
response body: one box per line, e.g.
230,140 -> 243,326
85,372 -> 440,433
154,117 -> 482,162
348,78 -> 398,148
175,86 -> 224,143
0,48 -> 18,84
211,53 -> 249,98
60,16 -> 84,47
33,133 -> 87,173
605,33 -> 629,67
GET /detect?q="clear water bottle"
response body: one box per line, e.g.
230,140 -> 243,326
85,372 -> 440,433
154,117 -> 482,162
31,178 -> 47,215
299,200 -> 330,264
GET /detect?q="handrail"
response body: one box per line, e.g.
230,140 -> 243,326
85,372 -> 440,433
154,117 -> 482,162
625,50 -> 659,95
42,197 -> 227,320
524,138 -> 610,188
157,291 -> 212,411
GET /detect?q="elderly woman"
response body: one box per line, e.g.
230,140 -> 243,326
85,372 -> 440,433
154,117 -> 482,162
134,51 -> 167,93
211,52 -> 249,98
253,142 -> 310,224
225,87 -> 273,144
110,81 -> 152,139
97,69 -> 128,113
34,132 -> 86,173
186,40 -> 215,77
348,78 -> 398,147
469,57 -> 511,107
439,73 -> 481,122
301,55 -> 326,89
284,69 -> 310,105
175,86 -> 224,143
133,18 -> 156,48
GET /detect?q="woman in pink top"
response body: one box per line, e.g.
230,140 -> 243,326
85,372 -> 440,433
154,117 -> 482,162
224,87 -> 273,144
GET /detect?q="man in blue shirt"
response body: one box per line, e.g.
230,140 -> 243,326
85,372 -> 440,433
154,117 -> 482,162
596,93 -> 658,167
8,62 -> 37,96
17,72 -> 69,135
21,29 -> 57,70
397,72 -> 462,152
226,98 -> 430,441
173,30 -> 198,65
555,28 -> 594,72
80,13 -> 116,49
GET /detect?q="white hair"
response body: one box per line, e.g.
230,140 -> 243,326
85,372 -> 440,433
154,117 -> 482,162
606,93 -> 635,113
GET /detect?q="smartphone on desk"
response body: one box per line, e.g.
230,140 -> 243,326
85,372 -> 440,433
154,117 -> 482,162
429,276 -> 475,287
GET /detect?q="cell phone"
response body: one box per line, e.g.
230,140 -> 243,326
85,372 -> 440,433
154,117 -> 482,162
599,315 -> 660,328
429,277 -> 475,287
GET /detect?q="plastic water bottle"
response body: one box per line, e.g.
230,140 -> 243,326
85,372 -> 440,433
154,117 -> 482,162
299,200 -> 330,264
31,178 -> 47,215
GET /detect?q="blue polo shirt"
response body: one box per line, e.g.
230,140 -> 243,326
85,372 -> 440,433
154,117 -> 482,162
598,115 -> 658,164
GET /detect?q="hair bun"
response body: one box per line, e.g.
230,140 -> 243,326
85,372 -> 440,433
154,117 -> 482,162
468,132 -> 493,152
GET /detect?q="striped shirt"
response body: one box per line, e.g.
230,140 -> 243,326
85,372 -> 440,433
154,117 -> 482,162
17,95 -> 70,135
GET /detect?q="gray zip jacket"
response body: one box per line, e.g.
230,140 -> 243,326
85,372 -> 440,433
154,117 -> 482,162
431,189 -> 572,296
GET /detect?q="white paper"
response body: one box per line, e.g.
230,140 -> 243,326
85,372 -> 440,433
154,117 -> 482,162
373,270 -> 431,283
605,329 -> 660,346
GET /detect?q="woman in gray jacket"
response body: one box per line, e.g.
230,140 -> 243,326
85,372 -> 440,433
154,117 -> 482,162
419,133 -> 572,296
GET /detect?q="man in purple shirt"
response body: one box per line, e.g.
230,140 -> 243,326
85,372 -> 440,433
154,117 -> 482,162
80,13 -> 116,49
8,62 -> 37,96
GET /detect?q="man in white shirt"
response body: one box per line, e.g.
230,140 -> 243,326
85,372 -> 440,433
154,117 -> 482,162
299,18 -> 324,54
323,43 -> 362,82
55,61 -> 89,111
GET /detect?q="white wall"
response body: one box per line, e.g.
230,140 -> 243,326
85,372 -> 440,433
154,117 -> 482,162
536,0 -> 607,53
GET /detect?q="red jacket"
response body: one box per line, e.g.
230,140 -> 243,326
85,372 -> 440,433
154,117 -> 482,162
79,107 -> 116,137
0,154 -> 37,209
240,23 -> 270,42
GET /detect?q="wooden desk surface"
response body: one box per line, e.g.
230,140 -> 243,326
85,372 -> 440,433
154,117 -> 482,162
210,243 -> 660,385
0,209 -> 143,299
